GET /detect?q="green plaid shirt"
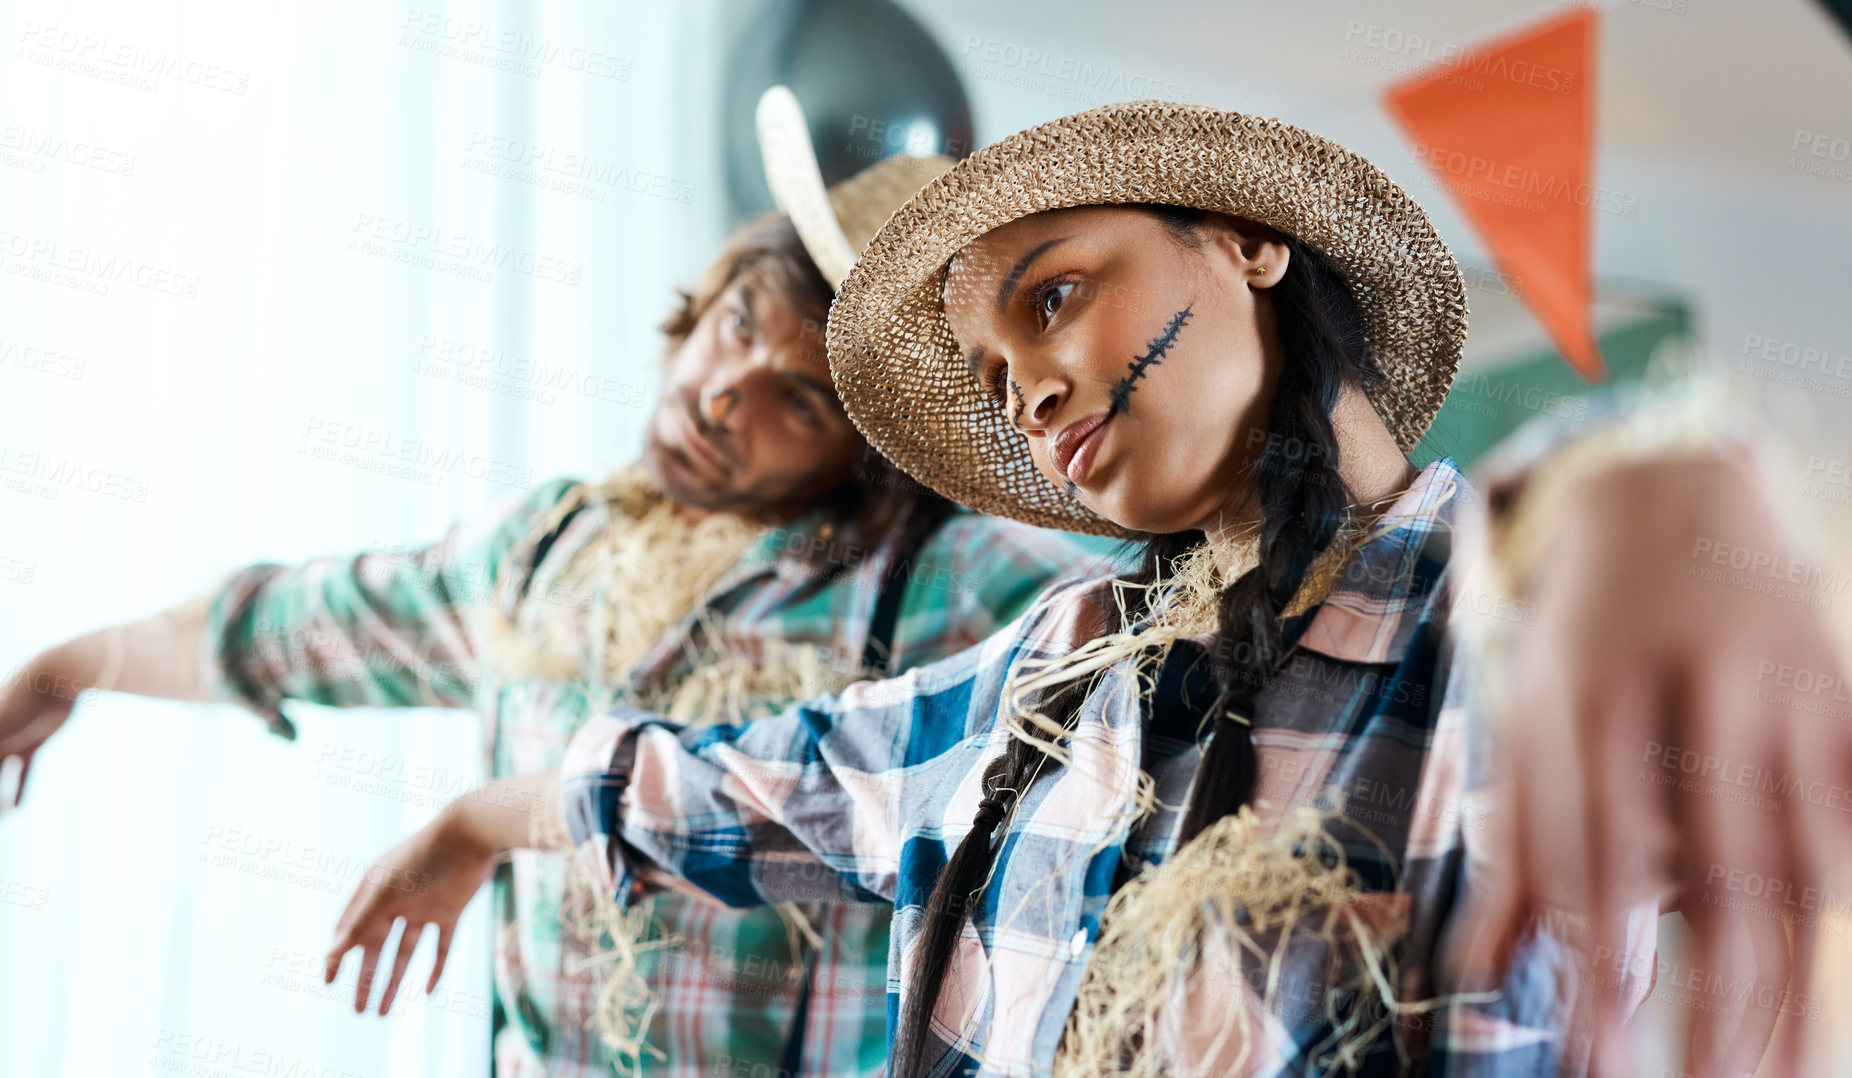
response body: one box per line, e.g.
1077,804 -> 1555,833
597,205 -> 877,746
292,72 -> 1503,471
200,474 -> 1099,1077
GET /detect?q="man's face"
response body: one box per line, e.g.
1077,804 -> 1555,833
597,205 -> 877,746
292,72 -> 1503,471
642,269 -> 863,517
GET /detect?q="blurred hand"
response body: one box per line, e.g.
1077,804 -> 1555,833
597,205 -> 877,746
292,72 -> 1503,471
324,811 -> 499,1015
1,593 -> 214,813
1461,454 -> 1852,1076
0,648 -> 95,810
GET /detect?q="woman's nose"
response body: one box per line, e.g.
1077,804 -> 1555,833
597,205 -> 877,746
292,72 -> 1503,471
1017,376 -> 1065,430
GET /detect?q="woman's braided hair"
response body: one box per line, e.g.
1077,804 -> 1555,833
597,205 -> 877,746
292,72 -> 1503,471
893,205 -> 1381,1077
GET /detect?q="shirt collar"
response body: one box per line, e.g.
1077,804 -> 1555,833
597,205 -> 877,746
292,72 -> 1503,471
1288,457 -> 1469,665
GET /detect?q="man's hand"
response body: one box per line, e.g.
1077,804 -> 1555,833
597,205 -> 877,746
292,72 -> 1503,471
324,771 -> 561,1014
0,651 -> 88,808
324,809 -> 498,1014
1,592 -> 214,812
1461,454 -> 1852,1076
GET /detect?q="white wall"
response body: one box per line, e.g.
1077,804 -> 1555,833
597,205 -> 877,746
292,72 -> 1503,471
0,2 -> 727,1075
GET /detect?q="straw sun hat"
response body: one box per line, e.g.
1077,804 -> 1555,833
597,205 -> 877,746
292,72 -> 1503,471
819,100 -> 1468,538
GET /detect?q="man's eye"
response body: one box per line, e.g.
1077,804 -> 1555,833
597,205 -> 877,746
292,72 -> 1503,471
727,308 -> 750,339
1037,281 -> 1076,326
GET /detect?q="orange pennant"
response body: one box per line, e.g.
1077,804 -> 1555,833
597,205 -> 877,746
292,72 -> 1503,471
1385,9 -> 1604,381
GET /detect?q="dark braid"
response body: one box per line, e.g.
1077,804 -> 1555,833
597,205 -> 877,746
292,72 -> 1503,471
894,206 -> 1377,1077
1177,220 -> 1369,843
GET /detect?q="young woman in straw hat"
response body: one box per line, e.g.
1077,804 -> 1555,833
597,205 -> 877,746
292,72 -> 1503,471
388,101 -> 1824,1076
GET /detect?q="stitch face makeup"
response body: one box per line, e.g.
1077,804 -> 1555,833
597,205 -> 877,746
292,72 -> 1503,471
1107,306 -> 1193,418
943,205 -> 1287,535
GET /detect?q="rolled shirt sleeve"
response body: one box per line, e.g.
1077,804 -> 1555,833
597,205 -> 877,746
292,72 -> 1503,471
558,588 -> 1056,915
199,477 -> 581,738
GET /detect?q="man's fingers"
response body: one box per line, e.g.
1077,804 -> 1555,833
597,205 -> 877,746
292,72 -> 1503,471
426,921 -> 453,994
1764,921 -> 1820,1077
1713,913 -> 1789,1078
1580,677 -> 1676,1076
377,920 -> 420,1015
1453,751 -> 1537,987
12,752 -> 31,807
1678,760 -> 1790,1076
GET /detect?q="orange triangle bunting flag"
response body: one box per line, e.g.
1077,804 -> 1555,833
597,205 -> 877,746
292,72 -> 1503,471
1385,8 -> 1605,381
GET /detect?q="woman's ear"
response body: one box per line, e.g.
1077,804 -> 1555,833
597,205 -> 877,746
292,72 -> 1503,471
1201,213 -> 1292,289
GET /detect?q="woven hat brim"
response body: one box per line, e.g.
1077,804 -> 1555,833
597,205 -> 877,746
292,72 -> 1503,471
827,101 -> 1467,539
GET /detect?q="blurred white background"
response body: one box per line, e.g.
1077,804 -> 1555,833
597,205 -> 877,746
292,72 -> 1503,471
3,1 -> 1850,1075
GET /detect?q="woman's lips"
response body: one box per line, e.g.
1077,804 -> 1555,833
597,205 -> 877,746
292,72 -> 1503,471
1050,412 -> 1114,485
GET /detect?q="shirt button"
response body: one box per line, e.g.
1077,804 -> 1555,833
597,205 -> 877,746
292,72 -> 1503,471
1069,929 -> 1088,958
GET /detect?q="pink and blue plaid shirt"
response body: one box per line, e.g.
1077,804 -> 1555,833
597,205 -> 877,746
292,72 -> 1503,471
562,458 -> 1627,1077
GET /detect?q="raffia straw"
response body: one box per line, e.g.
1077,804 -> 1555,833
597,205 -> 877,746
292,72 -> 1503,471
476,465 -> 865,1074
477,464 -> 764,698
1051,804 -> 1429,1078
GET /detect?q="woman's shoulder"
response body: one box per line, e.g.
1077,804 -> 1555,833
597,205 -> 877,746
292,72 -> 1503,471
922,509 -> 1123,578
1007,572 -> 1128,651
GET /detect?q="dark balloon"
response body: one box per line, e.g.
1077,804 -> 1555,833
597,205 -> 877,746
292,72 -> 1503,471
724,0 -> 974,224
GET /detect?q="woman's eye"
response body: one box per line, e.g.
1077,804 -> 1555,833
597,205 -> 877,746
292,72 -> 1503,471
1037,281 -> 1075,326
789,392 -> 820,426
727,308 -> 750,340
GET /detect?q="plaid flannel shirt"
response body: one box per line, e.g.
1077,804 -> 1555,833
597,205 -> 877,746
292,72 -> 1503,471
561,458 -> 1623,1077
201,473 -> 1100,1077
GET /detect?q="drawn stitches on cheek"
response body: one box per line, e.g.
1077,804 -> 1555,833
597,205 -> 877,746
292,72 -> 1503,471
1008,378 -> 1028,428
1107,305 -> 1193,418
